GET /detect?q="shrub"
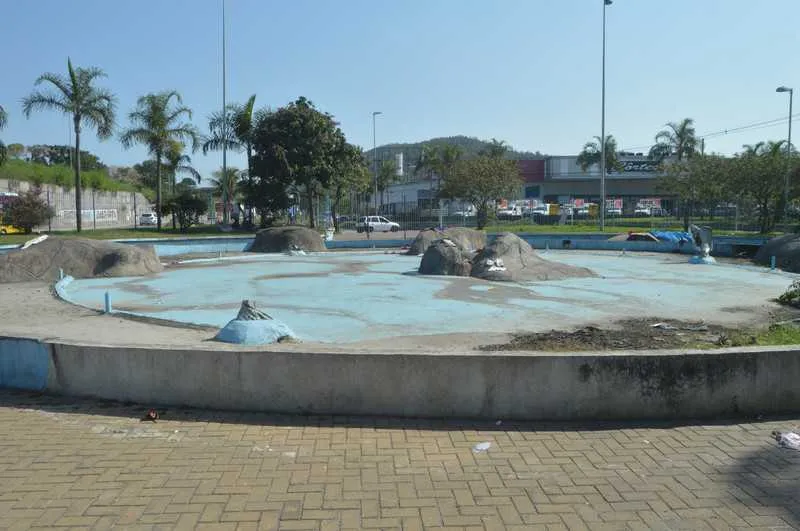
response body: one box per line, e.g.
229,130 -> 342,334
162,190 -> 208,232
778,280 -> 800,307
4,187 -> 54,233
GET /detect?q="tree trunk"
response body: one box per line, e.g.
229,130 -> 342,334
246,144 -> 253,228
331,186 -> 342,233
171,171 -> 177,230
73,118 -> 82,232
307,189 -> 316,229
156,151 -> 162,231
476,203 -> 488,230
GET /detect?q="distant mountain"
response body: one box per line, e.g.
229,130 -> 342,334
364,135 -> 544,172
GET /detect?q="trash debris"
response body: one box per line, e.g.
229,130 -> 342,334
651,323 -> 676,330
495,420 -> 502,426
772,431 -> 800,450
472,442 -> 491,453
283,451 -> 297,458
141,409 -> 160,422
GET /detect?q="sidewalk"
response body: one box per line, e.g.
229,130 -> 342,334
0,390 -> 797,530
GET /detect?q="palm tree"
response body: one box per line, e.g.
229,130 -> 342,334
0,105 -> 7,166
21,59 -> 116,231
211,167 -> 241,224
481,138 -> 509,159
649,118 -> 697,162
203,95 -> 257,225
577,135 -> 621,172
120,91 -> 198,230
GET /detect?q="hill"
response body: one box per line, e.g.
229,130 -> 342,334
364,135 -> 544,172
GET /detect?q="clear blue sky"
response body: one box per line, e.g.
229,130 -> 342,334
2,0 -> 799,181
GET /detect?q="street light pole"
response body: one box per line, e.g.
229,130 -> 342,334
372,111 -> 382,216
777,86 -> 794,228
599,0 -> 612,232
221,0 -> 229,225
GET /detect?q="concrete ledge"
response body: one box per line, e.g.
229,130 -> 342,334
2,337 -> 798,420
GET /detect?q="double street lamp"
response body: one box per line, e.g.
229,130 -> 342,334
777,86 -> 794,227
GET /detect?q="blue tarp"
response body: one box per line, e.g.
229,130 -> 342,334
651,231 -> 693,244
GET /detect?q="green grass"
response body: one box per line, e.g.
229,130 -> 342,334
0,225 -> 257,245
0,159 -> 149,196
722,324 -> 800,348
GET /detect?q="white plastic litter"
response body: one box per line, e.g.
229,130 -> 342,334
773,431 -> 800,450
21,234 -> 48,250
495,420 -> 502,426
473,442 -> 491,453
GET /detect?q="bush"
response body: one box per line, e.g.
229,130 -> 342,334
4,187 -> 54,233
162,190 -> 208,232
778,280 -> 800,307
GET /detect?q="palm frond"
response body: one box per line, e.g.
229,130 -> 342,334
120,127 -> 154,151
34,71 -> 72,98
0,105 -> 7,130
21,92 -> 70,118
202,135 -> 242,154
0,140 -> 6,166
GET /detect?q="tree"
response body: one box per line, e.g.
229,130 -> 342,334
649,118 -> 697,162
4,187 -> 54,233
441,155 -> 522,230
162,189 -> 208,232
481,138 -> 509,158
576,135 -> 622,172
120,91 -> 198,230
329,143 -> 369,232
250,97 -> 344,228
21,59 -> 116,231
6,143 -> 25,160
376,159 -> 397,205
211,167 -> 241,224
26,144 -> 105,170
203,95 -> 258,226
658,154 -> 727,231
0,105 -> 7,166
735,141 -> 793,233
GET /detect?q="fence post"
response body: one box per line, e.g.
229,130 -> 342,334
46,188 -> 52,232
92,188 -> 97,230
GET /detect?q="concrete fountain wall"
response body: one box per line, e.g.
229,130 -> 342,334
1,337 -> 798,420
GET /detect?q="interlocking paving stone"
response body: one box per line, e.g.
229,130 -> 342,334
0,390 -> 798,530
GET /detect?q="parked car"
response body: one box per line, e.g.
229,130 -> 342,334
139,212 -> 158,225
606,208 -> 623,216
356,216 -> 400,233
0,224 -> 23,235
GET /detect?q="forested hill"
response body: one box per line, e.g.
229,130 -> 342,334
363,135 -> 544,164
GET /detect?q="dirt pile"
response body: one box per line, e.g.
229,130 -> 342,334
754,234 -> 800,272
0,237 -> 163,283
407,227 -> 485,255
471,233 -> 596,282
249,226 -> 326,253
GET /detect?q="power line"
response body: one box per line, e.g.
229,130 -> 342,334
620,113 -> 800,153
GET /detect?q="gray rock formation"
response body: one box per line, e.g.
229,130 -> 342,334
418,239 -> 472,276
754,234 -> 800,272
0,237 -> 162,283
407,227 -> 485,255
249,226 -> 326,253
471,233 -> 595,281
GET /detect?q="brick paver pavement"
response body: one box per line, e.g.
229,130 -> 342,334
0,390 -> 798,531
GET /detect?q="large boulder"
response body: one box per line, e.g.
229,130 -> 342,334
471,232 -> 596,282
0,237 -> 163,283
250,226 -> 326,253
215,300 -> 296,345
418,239 -> 472,276
407,227 -> 485,255
754,234 -> 800,272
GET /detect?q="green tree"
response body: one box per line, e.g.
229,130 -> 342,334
120,91 -> 198,230
480,138 -> 509,158
376,159 -> 397,206
441,155 -> 522,230
162,189 -> 208,232
6,143 -> 25,160
576,135 -> 622,172
203,95 -> 259,226
658,154 -> 727,231
329,143 -> 369,232
0,105 -> 7,166
21,59 -> 116,232
649,118 -> 697,162
4,187 -> 54,233
211,167 -> 241,224
250,97 -> 344,228
735,141 -> 793,233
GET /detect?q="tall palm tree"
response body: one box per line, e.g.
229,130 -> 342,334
0,105 -> 7,166
21,59 -> 116,232
120,91 -> 198,230
577,135 -> 621,172
649,118 -> 697,162
211,167 -> 241,223
165,141 -> 202,186
203,95 -> 258,225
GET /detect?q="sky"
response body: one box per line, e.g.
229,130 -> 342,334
2,0 -> 800,182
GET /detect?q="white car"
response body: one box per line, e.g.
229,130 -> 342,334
139,212 -> 157,225
606,208 -> 623,216
356,216 -> 400,233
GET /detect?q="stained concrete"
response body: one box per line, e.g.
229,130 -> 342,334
59,251 -> 796,343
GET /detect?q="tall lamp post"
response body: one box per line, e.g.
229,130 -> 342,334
372,111 -> 382,216
599,0 -> 612,231
777,86 -> 794,228
221,0 -> 229,225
